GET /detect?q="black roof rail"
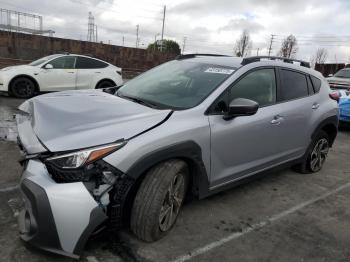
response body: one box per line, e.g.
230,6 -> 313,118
176,53 -> 230,60
241,56 -> 310,68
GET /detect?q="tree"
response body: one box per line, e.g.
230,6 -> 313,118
311,48 -> 328,68
234,30 -> 252,57
147,39 -> 181,55
278,34 -> 298,58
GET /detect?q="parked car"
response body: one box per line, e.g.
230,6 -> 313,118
326,68 -> 350,90
339,90 -> 350,122
0,54 -> 122,98
16,55 -> 338,258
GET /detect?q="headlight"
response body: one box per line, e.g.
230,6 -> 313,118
46,141 -> 126,169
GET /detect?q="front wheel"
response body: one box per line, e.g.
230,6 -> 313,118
294,130 -> 330,174
130,160 -> 188,242
10,77 -> 36,98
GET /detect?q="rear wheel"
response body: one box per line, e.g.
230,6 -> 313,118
10,77 -> 36,98
294,130 -> 330,174
130,160 -> 188,242
95,80 -> 115,89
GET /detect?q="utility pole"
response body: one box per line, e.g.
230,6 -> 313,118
136,24 -> 139,48
256,48 -> 260,56
182,36 -> 187,54
268,34 -> 275,56
122,36 -> 125,46
160,5 -> 166,51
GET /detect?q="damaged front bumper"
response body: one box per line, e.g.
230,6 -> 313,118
19,160 -> 110,258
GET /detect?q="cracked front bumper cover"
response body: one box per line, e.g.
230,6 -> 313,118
19,160 -> 108,258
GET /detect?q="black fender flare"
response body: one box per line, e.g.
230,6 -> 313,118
311,115 -> 338,146
126,141 -> 210,199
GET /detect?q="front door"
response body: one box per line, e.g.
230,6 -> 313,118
209,68 -> 285,188
38,56 -> 77,91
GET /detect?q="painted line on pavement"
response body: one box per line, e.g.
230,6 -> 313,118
172,182 -> 350,262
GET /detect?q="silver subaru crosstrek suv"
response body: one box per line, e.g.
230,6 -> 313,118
16,54 -> 339,258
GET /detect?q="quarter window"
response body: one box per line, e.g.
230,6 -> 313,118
76,57 -> 108,69
229,68 -> 277,107
311,76 -> 321,93
48,56 -> 76,69
280,69 -> 308,101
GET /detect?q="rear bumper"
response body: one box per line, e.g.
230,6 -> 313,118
19,160 -> 107,258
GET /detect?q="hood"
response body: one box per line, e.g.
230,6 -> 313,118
1,64 -> 33,72
18,90 -> 172,152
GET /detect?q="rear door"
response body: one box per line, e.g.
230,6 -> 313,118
75,57 -> 109,89
275,67 -> 315,158
38,56 -> 77,91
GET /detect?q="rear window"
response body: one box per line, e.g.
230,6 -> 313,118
76,57 -> 108,69
311,76 -> 321,93
280,69 -> 308,101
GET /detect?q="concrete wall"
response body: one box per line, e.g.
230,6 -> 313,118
0,30 -> 176,78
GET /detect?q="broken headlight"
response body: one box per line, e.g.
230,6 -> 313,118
46,141 -> 126,169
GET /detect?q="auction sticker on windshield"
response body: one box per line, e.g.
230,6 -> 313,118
205,67 -> 235,74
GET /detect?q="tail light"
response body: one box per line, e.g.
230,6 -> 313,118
329,91 -> 341,102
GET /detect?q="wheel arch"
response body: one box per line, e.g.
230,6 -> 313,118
311,115 -> 338,147
95,78 -> 116,89
122,141 -> 210,223
9,74 -> 40,93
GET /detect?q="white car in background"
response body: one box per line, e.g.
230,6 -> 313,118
0,54 -> 123,98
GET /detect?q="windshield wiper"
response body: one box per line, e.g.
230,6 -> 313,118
117,92 -> 158,109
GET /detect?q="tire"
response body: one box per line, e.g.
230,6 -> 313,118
95,80 -> 115,89
130,160 -> 189,242
294,130 -> 330,174
10,77 -> 36,98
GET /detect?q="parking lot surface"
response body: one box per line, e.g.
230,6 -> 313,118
1,95 -> 350,262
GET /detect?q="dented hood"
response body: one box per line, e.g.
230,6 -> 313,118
18,90 -> 171,152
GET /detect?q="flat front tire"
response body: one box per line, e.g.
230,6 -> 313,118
130,160 -> 188,242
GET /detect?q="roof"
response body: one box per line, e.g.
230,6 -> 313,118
178,55 -> 243,68
176,54 -> 312,70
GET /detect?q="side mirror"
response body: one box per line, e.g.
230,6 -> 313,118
102,86 -> 119,94
44,64 -> 53,69
328,74 -> 333,77
223,98 -> 259,120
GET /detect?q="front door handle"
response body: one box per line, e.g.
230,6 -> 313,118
271,115 -> 284,125
312,103 -> 320,110
67,71 -> 75,74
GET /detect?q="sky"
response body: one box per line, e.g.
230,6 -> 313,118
1,0 -> 350,63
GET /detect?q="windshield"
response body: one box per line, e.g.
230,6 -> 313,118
117,60 -> 235,109
334,69 -> 350,78
29,55 -> 60,66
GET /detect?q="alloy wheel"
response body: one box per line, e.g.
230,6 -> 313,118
159,172 -> 185,232
310,138 -> 329,172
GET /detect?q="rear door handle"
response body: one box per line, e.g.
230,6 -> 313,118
312,103 -> 320,109
67,71 -> 75,74
271,115 -> 284,125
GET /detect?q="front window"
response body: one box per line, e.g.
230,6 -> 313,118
48,56 -> 76,69
117,60 -> 235,109
334,69 -> 350,78
29,55 -> 60,66
229,68 -> 277,107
